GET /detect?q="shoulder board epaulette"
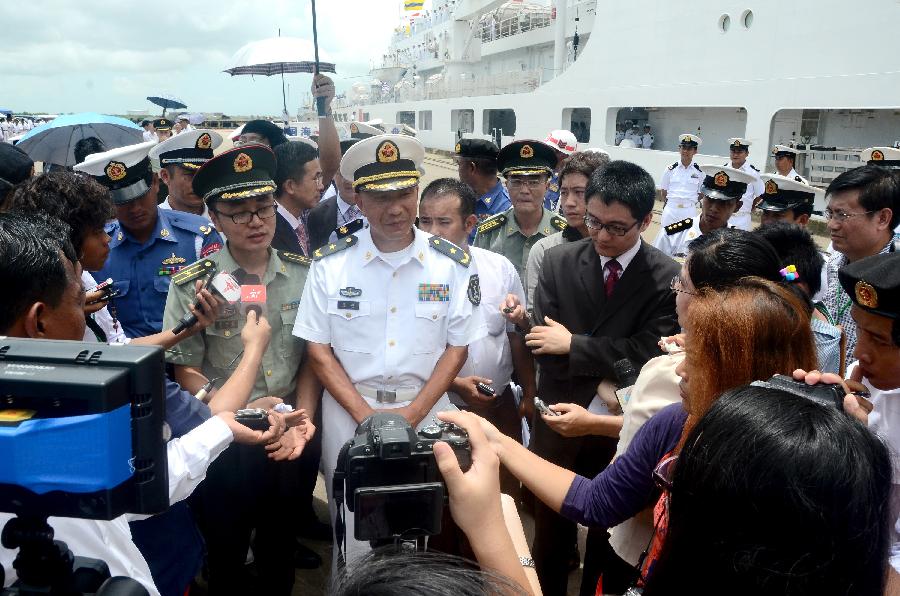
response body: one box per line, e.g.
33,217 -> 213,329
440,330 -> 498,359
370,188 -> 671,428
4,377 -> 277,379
668,162 -> 678,170
278,250 -> 312,266
665,218 -> 693,236
429,236 -> 471,267
312,235 -> 357,260
172,258 -> 216,285
693,163 -> 702,171
476,213 -> 506,234
749,164 -> 760,172
198,224 -> 214,236
335,218 -> 364,239
550,215 -> 567,231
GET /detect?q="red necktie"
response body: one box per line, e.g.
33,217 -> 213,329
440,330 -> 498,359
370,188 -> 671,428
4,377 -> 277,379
604,259 -> 621,298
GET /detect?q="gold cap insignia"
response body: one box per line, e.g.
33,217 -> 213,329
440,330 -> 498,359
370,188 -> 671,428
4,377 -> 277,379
105,161 -> 127,181
234,152 -> 253,173
731,140 -> 743,148
713,171 -> 729,187
680,135 -> 690,143
765,180 -> 778,194
196,133 -> 212,150
872,149 -> 885,161
376,140 -> 399,163
350,123 -> 359,134
855,280 -> 879,309
455,142 -> 461,154
520,144 -> 534,159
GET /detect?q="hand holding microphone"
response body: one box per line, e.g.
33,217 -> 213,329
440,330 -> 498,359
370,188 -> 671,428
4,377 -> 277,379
172,270 -> 242,334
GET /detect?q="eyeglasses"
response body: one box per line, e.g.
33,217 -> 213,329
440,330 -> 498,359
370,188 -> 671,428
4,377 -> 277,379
583,215 -> 639,237
212,203 -> 278,224
653,454 -> 679,492
669,275 -> 697,295
507,178 -> 547,189
824,208 -> 876,222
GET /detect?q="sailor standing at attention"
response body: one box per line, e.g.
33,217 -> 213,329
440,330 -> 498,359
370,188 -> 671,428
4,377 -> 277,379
724,137 -> 764,230
771,145 -> 807,182
473,140 -> 567,281
292,134 -> 487,564
658,134 -> 704,227
653,165 -> 754,260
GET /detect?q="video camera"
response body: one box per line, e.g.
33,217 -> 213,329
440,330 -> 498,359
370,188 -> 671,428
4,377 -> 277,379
0,338 -> 169,595
333,413 -> 471,547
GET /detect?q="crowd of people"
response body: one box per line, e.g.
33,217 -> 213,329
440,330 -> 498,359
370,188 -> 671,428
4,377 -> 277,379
1,73 -> 900,596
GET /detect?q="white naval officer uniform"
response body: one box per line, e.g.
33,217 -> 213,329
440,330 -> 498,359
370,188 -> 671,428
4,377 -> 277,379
448,246 -> 524,406
640,133 -> 654,149
652,215 -> 702,260
726,161 -> 764,230
658,162 -> 704,227
292,226 -> 487,564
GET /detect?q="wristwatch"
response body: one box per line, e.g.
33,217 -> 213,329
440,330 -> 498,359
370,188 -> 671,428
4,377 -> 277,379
519,556 -> 535,568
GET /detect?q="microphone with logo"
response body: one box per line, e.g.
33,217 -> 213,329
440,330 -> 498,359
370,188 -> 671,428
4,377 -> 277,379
239,273 -> 267,321
172,271 -> 242,334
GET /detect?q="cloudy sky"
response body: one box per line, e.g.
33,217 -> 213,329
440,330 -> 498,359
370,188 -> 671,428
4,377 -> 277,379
0,0 -> 408,117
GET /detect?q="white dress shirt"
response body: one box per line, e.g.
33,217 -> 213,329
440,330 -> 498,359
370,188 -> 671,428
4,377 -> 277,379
600,237 -> 642,280
159,197 -> 212,222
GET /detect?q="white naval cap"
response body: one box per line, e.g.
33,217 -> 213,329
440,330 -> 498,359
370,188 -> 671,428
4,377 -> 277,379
149,129 -> 223,170
74,140 -> 157,204
348,121 -> 383,139
728,137 -> 752,150
758,173 -> 821,211
861,147 -> 900,169
772,144 -> 799,157
340,134 -> 424,192
677,133 -> 702,148
698,164 -> 755,201
543,129 -> 578,155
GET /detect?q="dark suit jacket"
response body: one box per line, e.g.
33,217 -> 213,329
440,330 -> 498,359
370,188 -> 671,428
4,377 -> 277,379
271,210 -> 305,255
533,237 -> 679,409
307,196 -> 338,252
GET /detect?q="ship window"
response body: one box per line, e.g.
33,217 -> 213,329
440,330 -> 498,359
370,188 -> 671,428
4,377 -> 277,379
719,14 -> 731,33
396,111 -> 416,128
563,108 -> 591,143
482,109 -> 517,137
451,109 -> 475,134
608,106 -> 748,155
741,10 -> 754,29
418,110 -> 433,131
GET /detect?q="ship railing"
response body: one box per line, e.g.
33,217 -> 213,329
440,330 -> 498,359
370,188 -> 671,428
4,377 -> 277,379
363,68 -> 544,104
481,12 -> 552,43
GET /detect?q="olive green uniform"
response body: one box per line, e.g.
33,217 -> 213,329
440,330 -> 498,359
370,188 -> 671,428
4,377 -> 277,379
473,206 -> 567,280
162,246 -> 311,401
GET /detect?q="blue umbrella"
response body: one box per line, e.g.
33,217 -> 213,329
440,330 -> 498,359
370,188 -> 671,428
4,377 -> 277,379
0,108 -> 12,115
17,112 -> 143,167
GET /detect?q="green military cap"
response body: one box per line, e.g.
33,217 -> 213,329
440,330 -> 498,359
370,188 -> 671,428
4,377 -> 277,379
192,144 -> 277,203
497,140 -> 556,177
153,118 -> 173,131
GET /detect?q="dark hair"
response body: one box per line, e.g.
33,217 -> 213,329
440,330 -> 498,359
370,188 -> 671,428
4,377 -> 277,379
559,151 -> 610,188
329,549 -> 528,596
0,212 -> 78,333
460,156 -> 498,177
273,141 -> 319,196
420,177 -> 477,219
73,137 -> 107,165
686,228 -> 782,290
826,165 -> 900,229
3,171 -> 115,256
242,119 -> 289,148
644,385 -> 892,596
585,160 -> 655,221
753,222 -> 824,297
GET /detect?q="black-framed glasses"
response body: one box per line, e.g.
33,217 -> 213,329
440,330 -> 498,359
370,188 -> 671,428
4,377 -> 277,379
583,214 -> 639,237
653,454 -> 679,492
823,208 -> 876,222
507,177 -> 548,189
669,275 -> 697,295
212,203 -> 278,224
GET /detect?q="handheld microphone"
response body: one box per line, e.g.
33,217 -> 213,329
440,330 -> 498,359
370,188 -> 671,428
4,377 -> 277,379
239,274 -> 267,319
613,358 -> 639,410
172,271 -> 242,334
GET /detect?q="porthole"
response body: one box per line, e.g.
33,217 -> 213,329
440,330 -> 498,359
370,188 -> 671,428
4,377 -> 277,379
719,14 -> 731,33
741,10 -> 754,29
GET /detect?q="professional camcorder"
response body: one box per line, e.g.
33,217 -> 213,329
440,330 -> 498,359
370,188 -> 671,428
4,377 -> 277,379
333,412 -> 471,546
0,338 -> 168,595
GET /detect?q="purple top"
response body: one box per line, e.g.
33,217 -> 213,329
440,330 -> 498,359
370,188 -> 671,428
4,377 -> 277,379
560,403 -> 688,528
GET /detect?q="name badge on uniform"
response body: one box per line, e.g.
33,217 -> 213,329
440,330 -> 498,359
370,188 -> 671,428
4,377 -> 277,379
418,283 -> 450,302
221,305 -> 237,318
281,300 -> 301,311
337,300 -> 359,310
215,319 -> 239,330
339,287 -> 362,298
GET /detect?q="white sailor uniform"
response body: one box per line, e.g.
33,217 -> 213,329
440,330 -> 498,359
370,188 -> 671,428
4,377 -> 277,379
727,161 -> 764,230
659,162 -> 703,227
652,216 -> 702,261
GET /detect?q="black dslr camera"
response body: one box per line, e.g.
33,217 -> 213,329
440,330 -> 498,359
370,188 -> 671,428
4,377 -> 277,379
333,413 -> 471,544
